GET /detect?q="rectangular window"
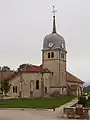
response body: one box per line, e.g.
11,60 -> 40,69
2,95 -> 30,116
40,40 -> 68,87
45,87 -> 47,93
61,53 -> 64,59
52,72 -> 54,75
51,52 -> 54,58
13,86 -> 17,93
13,86 -> 15,93
15,86 -> 17,93
36,80 -> 39,89
48,52 -> 50,58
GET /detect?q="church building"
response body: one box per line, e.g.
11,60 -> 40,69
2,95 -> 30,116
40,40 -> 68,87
6,7 -> 84,98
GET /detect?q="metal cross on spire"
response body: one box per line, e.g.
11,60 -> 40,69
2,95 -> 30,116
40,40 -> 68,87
52,6 -> 57,17
52,6 -> 57,33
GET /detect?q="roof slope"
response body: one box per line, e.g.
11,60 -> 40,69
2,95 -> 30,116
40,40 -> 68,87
24,65 -> 50,73
66,71 -> 84,83
7,65 -> 51,81
0,66 -> 84,84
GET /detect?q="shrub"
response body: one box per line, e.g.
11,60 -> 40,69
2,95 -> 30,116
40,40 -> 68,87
88,96 -> 90,100
50,90 -> 60,97
78,96 -> 86,107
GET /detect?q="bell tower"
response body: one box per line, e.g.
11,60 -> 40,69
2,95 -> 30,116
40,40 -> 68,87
42,6 -> 67,95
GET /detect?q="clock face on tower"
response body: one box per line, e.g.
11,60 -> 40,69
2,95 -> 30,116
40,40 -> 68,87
48,42 -> 54,48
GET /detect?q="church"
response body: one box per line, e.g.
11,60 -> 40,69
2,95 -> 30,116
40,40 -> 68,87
6,8 -> 84,98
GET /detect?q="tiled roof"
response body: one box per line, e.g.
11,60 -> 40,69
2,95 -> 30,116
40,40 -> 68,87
7,65 -> 51,81
66,71 -> 84,83
0,66 -> 84,84
24,65 -> 50,73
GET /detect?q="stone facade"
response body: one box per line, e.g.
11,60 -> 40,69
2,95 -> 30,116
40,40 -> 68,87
6,68 -> 84,98
8,71 -> 51,98
66,72 -> 83,96
42,50 -> 67,87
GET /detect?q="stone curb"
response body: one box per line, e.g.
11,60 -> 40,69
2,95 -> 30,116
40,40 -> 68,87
0,108 -> 51,111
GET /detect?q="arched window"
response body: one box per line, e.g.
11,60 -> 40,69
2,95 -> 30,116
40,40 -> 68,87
51,52 -> 54,58
36,80 -> 39,89
48,52 -> 50,58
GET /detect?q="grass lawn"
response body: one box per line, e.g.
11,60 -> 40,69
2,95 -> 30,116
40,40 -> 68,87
0,96 -> 75,109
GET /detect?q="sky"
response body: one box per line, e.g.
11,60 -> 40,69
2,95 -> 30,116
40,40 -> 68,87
0,0 -> 89,85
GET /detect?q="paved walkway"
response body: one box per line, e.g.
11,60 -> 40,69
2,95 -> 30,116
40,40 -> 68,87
0,98 -> 80,120
50,98 -> 78,119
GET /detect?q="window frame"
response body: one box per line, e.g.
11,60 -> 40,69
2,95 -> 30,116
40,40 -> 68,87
13,86 -> 17,93
61,53 -> 64,59
51,52 -> 54,58
36,80 -> 39,90
45,87 -> 47,93
52,72 -> 54,75
48,52 -> 50,58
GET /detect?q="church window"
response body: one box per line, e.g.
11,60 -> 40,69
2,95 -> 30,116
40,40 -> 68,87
36,80 -> 39,89
61,53 -> 64,59
13,86 -> 17,93
45,87 -> 47,93
52,72 -> 54,75
13,86 -> 15,93
48,52 -> 50,58
16,86 -> 17,93
51,52 -> 54,58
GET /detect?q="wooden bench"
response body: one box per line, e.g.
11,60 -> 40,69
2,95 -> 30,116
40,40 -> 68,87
63,107 -> 75,119
63,107 -> 89,119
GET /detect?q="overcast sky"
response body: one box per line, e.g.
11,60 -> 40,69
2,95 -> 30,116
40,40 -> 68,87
0,0 -> 89,84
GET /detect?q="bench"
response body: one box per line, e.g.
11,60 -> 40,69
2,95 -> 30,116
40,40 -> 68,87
63,107 -> 75,119
63,107 -> 89,119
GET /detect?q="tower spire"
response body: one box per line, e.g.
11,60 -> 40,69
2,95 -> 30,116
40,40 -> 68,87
52,6 -> 57,33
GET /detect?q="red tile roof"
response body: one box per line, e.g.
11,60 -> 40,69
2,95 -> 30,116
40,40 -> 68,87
1,65 -> 84,85
24,65 -> 50,73
7,65 -> 51,81
24,65 -> 42,72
